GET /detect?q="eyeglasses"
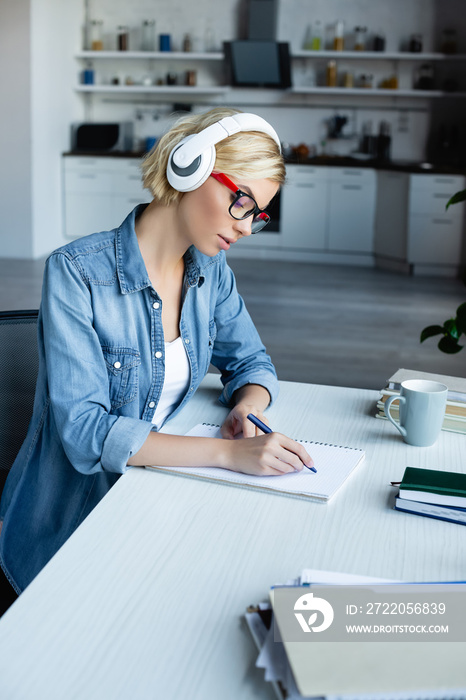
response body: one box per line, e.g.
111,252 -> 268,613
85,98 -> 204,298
210,172 -> 271,234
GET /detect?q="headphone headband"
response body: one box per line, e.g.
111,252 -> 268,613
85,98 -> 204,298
167,113 -> 281,193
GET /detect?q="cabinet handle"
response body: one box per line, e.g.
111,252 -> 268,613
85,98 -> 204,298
433,193 -> 450,199
434,178 -> 456,184
342,170 -> 362,176
342,185 -> 362,190
432,219 -> 452,225
295,183 -> 315,188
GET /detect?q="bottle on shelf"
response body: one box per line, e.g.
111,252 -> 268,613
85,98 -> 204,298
326,60 -> 337,87
117,25 -> 129,51
333,20 -> 345,51
303,24 -> 313,50
441,28 -> 457,54
311,21 -> 323,50
182,33 -> 192,52
89,20 -> 103,51
141,20 -> 156,51
354,26 -> 367,51
204,23 -> 215,52
373,30 -> 386,52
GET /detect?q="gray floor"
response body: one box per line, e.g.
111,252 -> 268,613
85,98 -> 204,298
1,256 -> 466,391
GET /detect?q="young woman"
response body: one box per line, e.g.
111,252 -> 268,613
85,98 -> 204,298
0,108 -> 313,604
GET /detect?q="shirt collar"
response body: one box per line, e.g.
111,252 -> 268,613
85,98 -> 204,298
115,204 -> 216,294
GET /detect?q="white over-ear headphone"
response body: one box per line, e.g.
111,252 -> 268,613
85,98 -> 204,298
166,113 -> 281,193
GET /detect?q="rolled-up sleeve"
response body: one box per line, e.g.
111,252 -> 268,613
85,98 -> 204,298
211,258 -> 279,407
41,253 -> 152,474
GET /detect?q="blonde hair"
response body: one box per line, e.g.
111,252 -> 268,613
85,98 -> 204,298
141,107 -> 285,205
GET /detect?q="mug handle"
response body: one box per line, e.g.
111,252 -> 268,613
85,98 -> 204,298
384,395 -> 407,438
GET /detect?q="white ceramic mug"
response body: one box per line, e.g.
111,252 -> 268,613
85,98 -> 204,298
384,379 -> 448,446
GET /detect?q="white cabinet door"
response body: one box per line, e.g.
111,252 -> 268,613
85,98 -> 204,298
407,174 -> 465,266
408,214 -> 464,265
327,169 -> 376,253
280,166 -> 328,250
63,157 -> 150,239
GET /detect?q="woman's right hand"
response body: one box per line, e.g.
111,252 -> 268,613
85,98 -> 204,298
220,432 -> 314,476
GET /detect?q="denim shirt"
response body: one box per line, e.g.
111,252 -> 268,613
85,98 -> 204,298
0,204 -> 278,593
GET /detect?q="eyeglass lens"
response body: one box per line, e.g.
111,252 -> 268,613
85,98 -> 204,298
230,195 -> 270,233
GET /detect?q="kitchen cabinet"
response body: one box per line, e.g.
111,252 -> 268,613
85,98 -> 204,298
327,168 -> 376,253
63,157 -> 150,239
279,166 -> 328,249
278,165 -> 375,256
374,171 -> 466,275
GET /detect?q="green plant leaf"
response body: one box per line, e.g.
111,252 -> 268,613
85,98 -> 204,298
438,335 -> 463,353
446,189 -> 466,210
443,318 -> 459,339
420,325 -> 445,342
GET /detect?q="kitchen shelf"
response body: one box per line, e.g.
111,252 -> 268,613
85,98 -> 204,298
75,51 -> 224,61
76,50 -> 466,62
75,84 -> 230,95
289,86 -> 466,98
291,50 -> 466,61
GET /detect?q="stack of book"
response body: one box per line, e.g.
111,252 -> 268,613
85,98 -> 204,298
375,368 -> 466,435
394,466 -> 466,525
245,568 -> 466,699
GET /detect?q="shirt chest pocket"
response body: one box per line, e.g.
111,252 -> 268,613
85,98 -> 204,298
101,346 -> 141,410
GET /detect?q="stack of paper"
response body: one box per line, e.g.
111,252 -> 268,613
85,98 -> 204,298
375,368 -> 466,435
245,569 -> 466,700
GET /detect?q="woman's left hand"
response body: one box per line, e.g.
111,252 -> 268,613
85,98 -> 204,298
221,403 -> 270,439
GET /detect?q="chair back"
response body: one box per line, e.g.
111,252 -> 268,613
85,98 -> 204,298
0,310 -> 39,498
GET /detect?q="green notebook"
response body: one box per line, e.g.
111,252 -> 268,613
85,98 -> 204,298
399,466 -> 466,508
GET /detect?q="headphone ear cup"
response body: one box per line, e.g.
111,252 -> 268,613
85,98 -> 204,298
166,140 -> 216,192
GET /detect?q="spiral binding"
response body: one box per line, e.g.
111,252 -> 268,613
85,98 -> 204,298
202,423 -> 363,452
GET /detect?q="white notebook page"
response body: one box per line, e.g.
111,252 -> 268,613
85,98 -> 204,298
147,423 -> 364,501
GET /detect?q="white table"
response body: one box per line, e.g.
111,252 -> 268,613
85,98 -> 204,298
1,375 -> 466,699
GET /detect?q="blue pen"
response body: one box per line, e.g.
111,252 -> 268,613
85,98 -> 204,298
247,413 -> 317,473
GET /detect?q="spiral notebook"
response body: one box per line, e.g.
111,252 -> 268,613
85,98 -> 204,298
146,423 -> 365,502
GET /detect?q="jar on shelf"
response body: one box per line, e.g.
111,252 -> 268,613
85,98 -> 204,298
343,71 -> 354,88
373,31 -> 386,52
359,73 -> 373,89
409,33 -> 423,52
141,20 -> 156,51
333,20 -> 345,50
326,60 -> 337,87
415,63 -> 434,90
89,20 -> 103,51
354,26 -> 367,51
117,25 -> 129,51
185,70 -> 197,86
303,24 -> 313,50
441,28 -> 457,54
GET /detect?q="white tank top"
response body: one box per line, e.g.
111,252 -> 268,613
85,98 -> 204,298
151,337 -> 191,430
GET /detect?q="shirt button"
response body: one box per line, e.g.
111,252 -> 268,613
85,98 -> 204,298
113,361 -> 121,369
155,351 -> 162,359
184,338 -> 190,344
152,302 -> 160,309
149,401 -> 155,408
